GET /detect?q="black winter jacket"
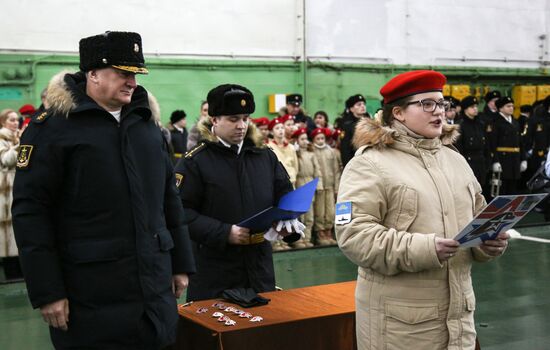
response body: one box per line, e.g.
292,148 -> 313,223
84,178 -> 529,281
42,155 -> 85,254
12,71 -> 195,349
175,119 -> 294,301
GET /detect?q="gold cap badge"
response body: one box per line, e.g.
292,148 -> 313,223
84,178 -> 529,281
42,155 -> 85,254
241,99 -> 246,107
134,43 -> 140,52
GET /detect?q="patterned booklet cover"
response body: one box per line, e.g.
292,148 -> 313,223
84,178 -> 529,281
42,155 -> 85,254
454,193 -> 548,248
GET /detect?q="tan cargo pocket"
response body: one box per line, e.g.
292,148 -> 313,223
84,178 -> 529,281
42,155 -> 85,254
394,186 -> 418,232
384,300 -> 446,350
385,301 -> 439,325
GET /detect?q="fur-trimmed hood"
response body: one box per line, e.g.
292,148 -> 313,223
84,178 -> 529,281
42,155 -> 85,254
196,117 -> 266,148
45,70 -> 150,119
45,70 -> 78,117
352,116 -> 460,151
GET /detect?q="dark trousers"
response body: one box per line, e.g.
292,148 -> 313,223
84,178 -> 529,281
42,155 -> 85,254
2,257 -> 23,281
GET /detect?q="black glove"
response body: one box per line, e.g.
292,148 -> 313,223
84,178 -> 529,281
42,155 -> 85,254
221,288 -> 271,308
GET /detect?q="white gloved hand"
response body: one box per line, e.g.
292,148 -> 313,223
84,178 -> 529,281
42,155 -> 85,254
275,219 -> 306,238
492,162 -> 502,173
264,227 -> 281,242
520,160 -> 528,172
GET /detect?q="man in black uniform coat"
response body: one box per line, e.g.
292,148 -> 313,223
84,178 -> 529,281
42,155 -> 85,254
488,96 -> 528,195
456,96 -> 491,196
525,98 -> 550,172
169,109 -> 188,161
12,31 -> 195,349
340,94 -> 368,167
175,84 -> 300,301
286,93 -> 316,133
480,90 -> 501,125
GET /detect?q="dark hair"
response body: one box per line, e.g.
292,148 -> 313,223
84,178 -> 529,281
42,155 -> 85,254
314,110 -> 329,127
381,95 -> 415,126
200,100 -> 208,108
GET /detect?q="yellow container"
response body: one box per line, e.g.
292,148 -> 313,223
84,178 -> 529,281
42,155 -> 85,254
536,85 -> 550,101
451,85 -> 471,101
512,86 -> 536,117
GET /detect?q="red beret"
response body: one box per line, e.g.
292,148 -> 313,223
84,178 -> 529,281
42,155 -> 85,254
292,127 -> 308,139
268,117 -> 283,130
19,104 -> 36,116
310,127 -> 329,139
252,117 -> 270,127
380,70 -> 446,104
280,114 -> 295,123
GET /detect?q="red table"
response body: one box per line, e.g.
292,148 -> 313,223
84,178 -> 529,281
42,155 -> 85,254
174,281 -> 357,350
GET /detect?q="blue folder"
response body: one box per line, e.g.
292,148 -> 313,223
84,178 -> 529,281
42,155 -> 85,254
238,178 -> 319,233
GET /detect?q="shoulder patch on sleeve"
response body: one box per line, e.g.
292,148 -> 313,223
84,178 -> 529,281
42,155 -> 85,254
335,201 -> 352,225
16,145 -> 34,169
184,142 -> 206,159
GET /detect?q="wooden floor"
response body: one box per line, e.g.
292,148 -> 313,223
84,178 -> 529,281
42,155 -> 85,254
1,224 -> 549,349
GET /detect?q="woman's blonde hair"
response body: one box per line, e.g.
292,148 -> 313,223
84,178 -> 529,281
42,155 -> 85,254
0,109 -> 17,126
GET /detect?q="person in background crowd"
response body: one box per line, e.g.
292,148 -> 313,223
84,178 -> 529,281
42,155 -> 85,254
175,84 -> 300,300
488,96 -> 527,195
443,96 -> 459,125
149,93 -> 173,159
524,97 -> 550,176
187,100 -> 209,150
168,110 -> 188,161
336,70 -> 509,350
518,104 -> 532,136
268,117 -> 299,187
18,104 -> 36,130
456,96 -> 491,196
252,117 -> 270,143
12,31 -> 195,349
313,110 -> 330,129
286,93 -> 315,132
0,109 -> 21,281
340,94 -> 368,167
267,117 -> 298,251
311,127 -> 340,246
480,90 -> 501,125
281,114 -> 297,141
293,127 -> 322,248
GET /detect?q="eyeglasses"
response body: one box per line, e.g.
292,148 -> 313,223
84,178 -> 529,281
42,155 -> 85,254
406,99 -> 451,112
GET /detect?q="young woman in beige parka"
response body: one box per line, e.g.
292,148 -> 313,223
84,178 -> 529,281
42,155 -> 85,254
336,70 -> 510,350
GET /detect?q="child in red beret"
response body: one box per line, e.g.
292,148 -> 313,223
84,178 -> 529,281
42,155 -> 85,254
310,128 -> 341,245
292,128 -> 323,248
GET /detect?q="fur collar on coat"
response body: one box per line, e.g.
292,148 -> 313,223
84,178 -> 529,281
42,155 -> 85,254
196,117 -> 266,149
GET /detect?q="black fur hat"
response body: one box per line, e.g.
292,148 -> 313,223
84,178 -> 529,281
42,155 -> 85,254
460,96 -> 478,110
170,110 -> 186,124
79,31 -> 148,74
345,94 -> 365,109
207,84 -> 255,116
484,90 -> 501,102
286,94 -> 303,106
495,96 -> 514,109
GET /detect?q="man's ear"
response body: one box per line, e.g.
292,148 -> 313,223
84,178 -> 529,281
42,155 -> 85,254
211,116 -> 219,127
87,70 -> 100,84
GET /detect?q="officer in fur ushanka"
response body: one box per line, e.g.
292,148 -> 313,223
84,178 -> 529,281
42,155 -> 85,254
12,31 -> 195,349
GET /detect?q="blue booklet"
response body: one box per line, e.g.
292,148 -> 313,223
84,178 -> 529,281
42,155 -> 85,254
238,178 -> 319,233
